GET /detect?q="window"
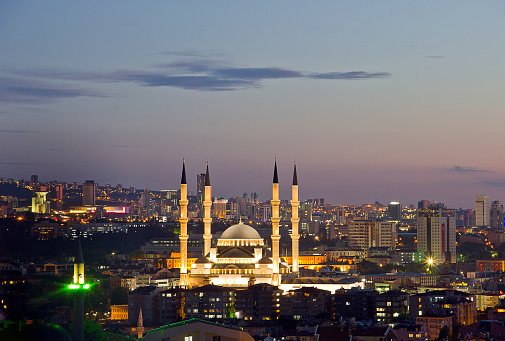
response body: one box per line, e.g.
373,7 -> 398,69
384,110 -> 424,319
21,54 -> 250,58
184,336 -> 192,341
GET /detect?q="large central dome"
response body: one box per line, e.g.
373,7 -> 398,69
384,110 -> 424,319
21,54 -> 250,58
220,222 -> 262,240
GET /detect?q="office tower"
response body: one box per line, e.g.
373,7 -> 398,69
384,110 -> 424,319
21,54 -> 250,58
196,173 -> 205,217
418,200 -> 430,210
417,202 -> 456,263
82,180 -> 96,206
388,202 -> 402,222
476,195 -> 490,227
491,201 -> 504,229
30,175 -> 39,188
116,184 -> 122,192
348,220 -> 396,250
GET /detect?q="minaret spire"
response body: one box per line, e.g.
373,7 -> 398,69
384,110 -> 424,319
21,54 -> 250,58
179,160 -> 189,287
271,158 -> 281,286
181,159 -> 187,184
273,157 -> 279,183
203,161 -> 212,256
290,161 -> 300,274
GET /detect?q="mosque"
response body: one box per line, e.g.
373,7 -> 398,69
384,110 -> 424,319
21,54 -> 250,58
178,160 -> 300,288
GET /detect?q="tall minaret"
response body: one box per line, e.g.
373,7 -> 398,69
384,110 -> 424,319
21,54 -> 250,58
203,162 -> 212,256
179,160 -> 189,287
271,159 -> 281,286
73,238 -> 85,285
73,239 -> 85,341
290,162 -> 300,274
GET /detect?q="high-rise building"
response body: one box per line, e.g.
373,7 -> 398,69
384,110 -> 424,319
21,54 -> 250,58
417,202 -> 456,263
82,180 -> 96,206
348,220 -> 396,250
388,202 -> 402,222
476,195 -> 490,227
196,173 -> 205,217
490,201 -> 504,229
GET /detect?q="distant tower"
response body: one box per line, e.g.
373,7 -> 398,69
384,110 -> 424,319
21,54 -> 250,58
179,161 -> 189,287
388,202 -> 402,223
82,180 -> 96,206
490,201 -> 504,229
290,162 -> 300,274
197,173 -> 206,217
476,195 -> 490,227
203,163 -> 212,256
137,308 -> 145,339
271,159 -> 281,286
32,191 -> 50,214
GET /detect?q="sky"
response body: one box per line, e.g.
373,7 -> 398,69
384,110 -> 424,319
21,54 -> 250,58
1,1 -> 505,209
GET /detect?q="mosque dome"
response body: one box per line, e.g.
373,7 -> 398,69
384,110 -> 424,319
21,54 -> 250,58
220,222 -> 262,240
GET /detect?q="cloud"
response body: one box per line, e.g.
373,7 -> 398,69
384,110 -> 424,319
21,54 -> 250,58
482,180 -> 505,187
449,165 -> 489,173
162,50 -> 224,58
309,71 -> 391,80
425,55 -> 445,59
9,57 -> 392,92
0,76 -> 106,103
0,129 -> 39,133
0,161 -> 47,165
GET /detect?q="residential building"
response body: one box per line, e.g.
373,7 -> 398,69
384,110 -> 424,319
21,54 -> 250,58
375,290 -> 409,324
235,283 -> 282,321
417,202 -> 456,263
280,287 -> 332,321
333,288 -> 376,322
348,219 -> 396,250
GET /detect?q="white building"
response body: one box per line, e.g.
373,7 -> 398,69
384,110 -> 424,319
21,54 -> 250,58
476,195 -> 490,227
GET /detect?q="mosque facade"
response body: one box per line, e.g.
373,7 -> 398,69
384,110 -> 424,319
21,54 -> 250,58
178,160 -> 300,288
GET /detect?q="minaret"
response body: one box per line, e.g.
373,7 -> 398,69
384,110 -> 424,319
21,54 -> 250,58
203,162 -> 212,256
137,308 -> 145,339
73,239 -> 85,341
290,162 -> 300,274
179,160 -> 189,287
271,159 -> 281,286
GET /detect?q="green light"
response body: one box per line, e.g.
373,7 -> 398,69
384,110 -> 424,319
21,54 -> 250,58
68,283 -> 90,290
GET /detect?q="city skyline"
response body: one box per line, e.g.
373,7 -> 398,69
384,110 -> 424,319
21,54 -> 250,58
2,2 -> 505,208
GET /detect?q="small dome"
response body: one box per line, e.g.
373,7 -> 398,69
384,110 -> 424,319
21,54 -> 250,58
195,256 -> 211,264
220,222 -> 262,240
258,256 -> 273,264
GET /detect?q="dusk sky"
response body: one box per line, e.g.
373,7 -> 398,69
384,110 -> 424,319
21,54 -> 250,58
1,2 -> 505,209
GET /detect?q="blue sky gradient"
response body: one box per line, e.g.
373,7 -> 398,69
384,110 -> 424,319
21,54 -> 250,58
1,1 -> 505,208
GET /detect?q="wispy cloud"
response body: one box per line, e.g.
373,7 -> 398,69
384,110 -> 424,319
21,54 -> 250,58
0,129 -> 39,133
0,76 -> 106,103
449,165 -> 489,173
482,179 -> 505,187
309,71 -> 391,80
162,50 -> 224,58
0,161 -> 47,165
9,56 -> 392,92
425,56 -> 445,59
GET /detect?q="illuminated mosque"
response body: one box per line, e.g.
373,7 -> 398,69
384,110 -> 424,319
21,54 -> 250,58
178,160 -> 300,288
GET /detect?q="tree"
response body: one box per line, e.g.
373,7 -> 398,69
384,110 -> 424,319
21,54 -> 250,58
437,325 -> 450,341
110,287 -> 129,305
129,249 -> 144,260
357,260 -> 382,275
